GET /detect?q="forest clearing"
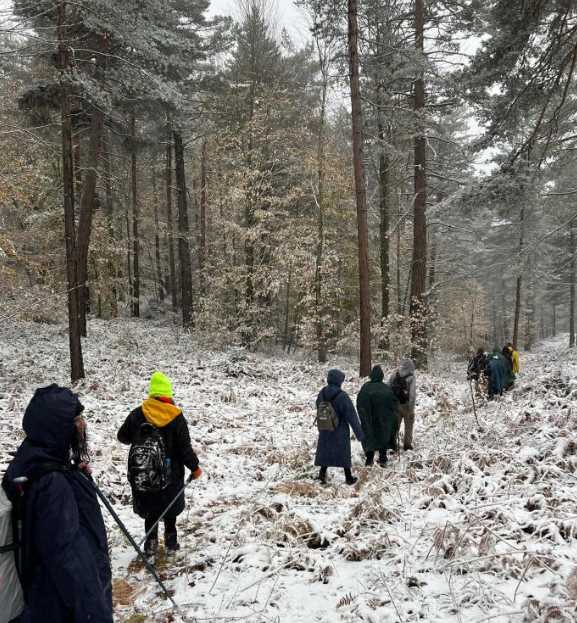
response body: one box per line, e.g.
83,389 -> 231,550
2,320 -> 577,622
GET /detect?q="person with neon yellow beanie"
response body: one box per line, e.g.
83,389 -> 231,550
118,372 -> 201,556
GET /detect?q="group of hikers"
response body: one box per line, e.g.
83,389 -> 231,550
467,342 -> 520,399
0,360 -> 418,621
314,359 -> 417,486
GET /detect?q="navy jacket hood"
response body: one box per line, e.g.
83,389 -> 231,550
4,385 -> 83,500
23,384 -> 83,457
327,368 -> 345,387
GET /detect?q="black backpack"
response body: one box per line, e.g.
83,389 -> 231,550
391,373 -> 411,405
315,389 -> 342,432
127,423 -> 170,493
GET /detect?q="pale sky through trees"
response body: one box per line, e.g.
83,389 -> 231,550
209,0 -> 310,43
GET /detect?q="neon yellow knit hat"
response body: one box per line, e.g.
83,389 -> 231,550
148,372 -> 173,398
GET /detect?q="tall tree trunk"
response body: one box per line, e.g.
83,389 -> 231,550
76,108 -> 104,336
374,17 -> 390,352
499,277 -> 507,345
103,129 -> 118,316
378,134 -> 390,348
428,230 -> 437,291
512,205 -> 525,346
283,264 -> 292,352
165,128 -> 178,310
347,0 -> 372,377
397,191 -> 402,316
199,138 -> 208,293
58,1 -> 84,382
130,114 -> 140,317
173,130 -> 194,327
73,132 -> 82,195
125,194 -> 133,307
410,0 -> 428,368
570,215 -> 576,347
152,165 -> 165,302
524,263 -> 536,351
245,149 -> 256,330
315,53 -> 328,364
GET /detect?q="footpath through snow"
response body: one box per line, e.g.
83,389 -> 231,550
1,320 -> 577,623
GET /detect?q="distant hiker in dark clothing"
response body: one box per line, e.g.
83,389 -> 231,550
356,366 -> 399,467
2,385 -> 113,623
467,348 -> 487,395
118,372 -> 201,557
487,349 -> 505,399
467,348 -> 487,381
501,344 -> 515,390
389,359 -> 417,451
315,369 -> 364,485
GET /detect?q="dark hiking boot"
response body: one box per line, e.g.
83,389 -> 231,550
318,467 -> 328,485
404,444 -> 413,451
166,542 -> 180,555
345,476 -> 358,486
165,531 -> 179,554
378,460 -> 387,468
144,538 -> 158,558
365,457 -> 374,467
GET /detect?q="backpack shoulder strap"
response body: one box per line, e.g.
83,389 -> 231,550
329,389 -> 342,403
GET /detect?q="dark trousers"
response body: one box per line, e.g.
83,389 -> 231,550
365,450 -> 387,465
144,515 -> 177,548
319,466 -> 353,482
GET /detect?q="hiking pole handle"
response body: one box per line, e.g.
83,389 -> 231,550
80,473 -> 179,611
138,477 -> 194,549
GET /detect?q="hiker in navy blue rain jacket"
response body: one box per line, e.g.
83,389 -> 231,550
487,350 -> 505,399
2,385 -> 113,623
314,369 -> 364,485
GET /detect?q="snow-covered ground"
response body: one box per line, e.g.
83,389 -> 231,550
1,320 -> 577,623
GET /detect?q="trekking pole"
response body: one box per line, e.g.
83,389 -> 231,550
138,474 -> 193,549
79,473 -> 180,611
468,379 -> 481,429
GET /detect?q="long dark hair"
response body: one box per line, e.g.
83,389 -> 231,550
71,427 -> 91,465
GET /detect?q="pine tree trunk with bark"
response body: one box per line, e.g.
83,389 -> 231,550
315,55 -> 328,364
570,215 -> 576,347
512,205 -> 525,346
103,130 -> 118,316
396,192 -> 402,316
199,138 -> 208,293
347,0 -> 372,377
378,133 -> 390,348
410,0 -> 428,368
58,0 -> 84,382
283,264 -> 292,352
173,130 -> 194,327
165,129 -> 178,311
76,108 -> 104,335
130,114 -> 140,317
152,165 -> 165,301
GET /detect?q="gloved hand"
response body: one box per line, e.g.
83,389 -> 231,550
191,467 -> 202,480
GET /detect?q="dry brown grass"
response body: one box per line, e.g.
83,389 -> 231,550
112,578 -> 141,607
273,480 -> 319,498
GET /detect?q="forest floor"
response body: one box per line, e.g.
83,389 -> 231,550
1,319 -> 577,623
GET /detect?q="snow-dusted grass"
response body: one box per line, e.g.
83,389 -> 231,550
1,320 -> 577,622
